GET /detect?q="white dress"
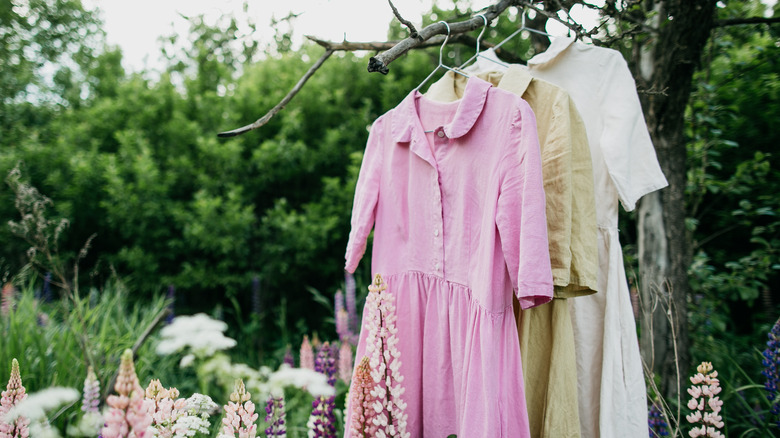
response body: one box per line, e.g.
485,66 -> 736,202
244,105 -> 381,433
527,37 -> 669,438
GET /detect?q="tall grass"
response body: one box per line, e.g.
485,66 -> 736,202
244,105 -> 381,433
0,281 -> 184,428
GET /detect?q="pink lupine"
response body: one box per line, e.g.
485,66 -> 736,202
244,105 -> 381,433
300,335 -> 315,371
144,379 -> 187,438
686,362 -> 725,438
0,284 -> 14,317
363,274 -> 409,438
219,379 -> 258,438
0,359 -> 30,438
338,341 -> 354,383
336,308 -> 350,344
101,349 -> 154,438
349,357 -> 379,438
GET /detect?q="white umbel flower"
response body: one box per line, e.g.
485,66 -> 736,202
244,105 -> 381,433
156,313 -> 237,358
2,387 -> 79,423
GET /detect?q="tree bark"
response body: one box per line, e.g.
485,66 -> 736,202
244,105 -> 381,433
634,0 -> 717,400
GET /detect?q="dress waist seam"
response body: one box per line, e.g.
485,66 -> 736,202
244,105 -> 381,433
380,270 -> 513,317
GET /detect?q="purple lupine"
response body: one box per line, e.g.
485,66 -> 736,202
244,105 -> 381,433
335,290 -> 349,342
283,346 -> 295,368
762,318 -> 780,426
648,402 -> 669,437
307,396 -> 336,438
264,395 -> 286,437
345,272 -> 358,337
42,272 -> 52,302
82,366 -> 101,413
315,342 -> 337,387
252,276 -> 262,316
166,284 -> 176,325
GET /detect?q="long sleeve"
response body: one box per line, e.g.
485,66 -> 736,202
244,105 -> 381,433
344,120 -> 384,273
496,102 -> 553,309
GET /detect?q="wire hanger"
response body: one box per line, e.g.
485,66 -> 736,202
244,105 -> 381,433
492,7 -> 555,52
415,21 -> 469,92
458,14 -> 490,70
461,14 -> 510,73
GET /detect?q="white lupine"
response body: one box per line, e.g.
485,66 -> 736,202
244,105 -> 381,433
363,274 -> 409,438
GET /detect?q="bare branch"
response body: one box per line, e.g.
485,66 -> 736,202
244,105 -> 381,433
217,49 -> 334,137
308,34 -> 526,66
387,0 -> 421,40
516,0 -> 588,39
715,16 -> 780,27
368,0 -> 516,74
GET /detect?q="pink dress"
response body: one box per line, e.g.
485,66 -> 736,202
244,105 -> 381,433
345,77 -> 553,437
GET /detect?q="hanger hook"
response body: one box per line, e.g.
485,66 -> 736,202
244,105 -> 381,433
474,14 -> 488,55
437,21 -> 451,66
521,7 -> 526,29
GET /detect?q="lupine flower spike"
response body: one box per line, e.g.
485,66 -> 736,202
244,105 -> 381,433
264,395 -> 286,438
364,273 -> 409,438
166,285 -> 176,325
218,379 -> 259,438
686,361 -> 724,438
65,366 -> 104,436
0,284 -> 14,317
345,272 -> 358,343
338,341 -> 354,383
648,402 -> 669,437
101,349 -> 154,438
315,342 -> 337,387
81,366 -> 100,414
335,289 -> 351,344
300,336 -> 315,371
349,357 -> 379,437
307,395 -> 336,438
283,346 -> 295,368
145,379 -> 188,437
0,358 -> 30,438
762,317 -> 780,427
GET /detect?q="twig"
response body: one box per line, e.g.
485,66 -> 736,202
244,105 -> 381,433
368,0 -> 515,74
387,0 -> 421,40
307,34 -> 526,64
131,307 -> 171,356
217,49 -> 334,137
515,0 -> 588,40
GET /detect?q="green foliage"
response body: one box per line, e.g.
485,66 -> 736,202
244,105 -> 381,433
686,0 -> 780,334
683,2 -> 780,435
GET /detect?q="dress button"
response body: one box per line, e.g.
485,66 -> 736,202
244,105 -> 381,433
435,262 -> 441,271
434,229 -> 439,237
437,130 -> 445,138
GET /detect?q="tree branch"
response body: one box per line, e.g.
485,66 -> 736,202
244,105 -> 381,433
368,0 -> 516,74
715,16 -> 780,27
307,34 -> 526,64
217,49 -> 334,137
387,0 -> 422,40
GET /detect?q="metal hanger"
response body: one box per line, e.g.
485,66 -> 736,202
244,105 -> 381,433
458,14 -> 490,70
492,8 -> 556,52
415,21 -> 469,92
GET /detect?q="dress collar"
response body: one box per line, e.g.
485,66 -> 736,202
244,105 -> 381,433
391,76 -> 492,143
527,37 -> 575,67
496,65 -> 533,96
